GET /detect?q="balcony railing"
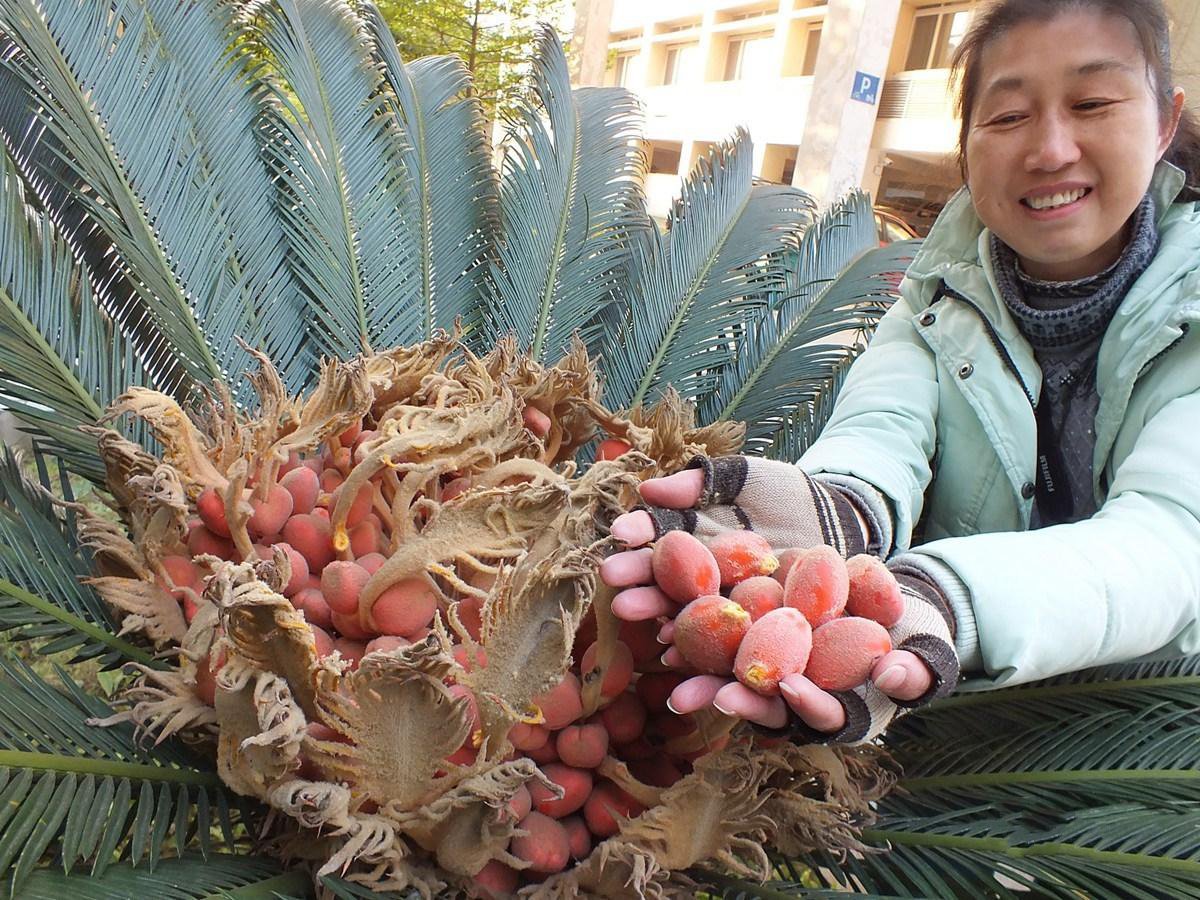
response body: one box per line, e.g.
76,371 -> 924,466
878,70 -> 955,119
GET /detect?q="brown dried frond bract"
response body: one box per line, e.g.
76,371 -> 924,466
91,336 -> 890,898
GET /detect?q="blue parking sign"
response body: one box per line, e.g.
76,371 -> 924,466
851,71 -> 881,105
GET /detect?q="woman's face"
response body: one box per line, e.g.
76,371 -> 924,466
965,10 -> 1184,281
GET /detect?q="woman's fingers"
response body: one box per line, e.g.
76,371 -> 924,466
657,619 -> 675,644
778,674 -> 846,732
598,547 -> 653,588
609,510 -> 656,547
712,682 -> 788,729
660,645 -> 686,668
611,586 -> 674,621
871,650 -> 933,701
638,468 -> 705,509
666,675 -> 726,714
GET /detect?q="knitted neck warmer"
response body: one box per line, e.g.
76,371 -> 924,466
989,193 -> 1158,350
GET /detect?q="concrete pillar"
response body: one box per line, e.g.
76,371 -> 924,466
570,0 -> 614,87
792,0 -> 901,207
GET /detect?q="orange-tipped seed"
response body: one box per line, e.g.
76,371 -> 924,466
248,484 -> 294,538
672,594 -> 752,675
561,815 -> 592,859
556,722 -> 609,769
583,781 -> 644,838
529,763 -> 592,818
280,466 -> 320,515
371,578 -> 438,637
532,672 -> 584,730
729,575 -> 784,621
196,487 -> 230,537
580,640 -> 634,701
782,544 -> 849,627
522,405 -> 552,438
733,607 -> 813,695
706,530 -> 778,587
596,438 -> 632,460
511,811 -> 570,873
282,513 -> 335,573
772,547 -> 806,586
651,531 -> 721,603
845,554 -> 904,627
320,560 -> 370,615
806,616 -> 893,691
598,691 -> 647,744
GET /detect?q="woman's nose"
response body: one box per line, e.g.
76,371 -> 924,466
1025,114 -> 1082,172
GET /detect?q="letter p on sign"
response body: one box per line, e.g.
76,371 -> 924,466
851,71 -> 881,105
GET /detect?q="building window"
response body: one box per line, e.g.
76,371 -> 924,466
612,52 -> 636,87
723,31 -> 775,81
800,25 -> 821,76
904,4 -> 971,70
781,154 -> 797,184
662,42 -> 700,85
648,141 -> 682,175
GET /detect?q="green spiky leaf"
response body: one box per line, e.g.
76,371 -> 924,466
0,656 -> 250,895
698,192 -> 913,456
482,26 -> 643,364
253,0 -> 416,360
601,129 -> 815,410
0,144 -> 148,484
367,8 -> 499,341
15,852 -> 302,899
0,448 -> 157,668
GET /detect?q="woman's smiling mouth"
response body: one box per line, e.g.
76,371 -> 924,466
1020,186 -> 1093,217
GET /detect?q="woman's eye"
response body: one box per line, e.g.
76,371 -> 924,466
1076,99 -> 1112,111
986,113 -> 1024,126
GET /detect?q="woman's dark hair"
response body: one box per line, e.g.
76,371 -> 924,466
952,0 -> 1200,201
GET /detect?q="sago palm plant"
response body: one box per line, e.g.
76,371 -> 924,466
0,1 -> 1195,897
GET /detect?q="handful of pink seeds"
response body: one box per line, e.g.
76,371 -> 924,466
650,531 -> 904,696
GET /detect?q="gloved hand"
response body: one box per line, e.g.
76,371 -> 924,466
613,454 -> 876,559
601,455 -> 959,743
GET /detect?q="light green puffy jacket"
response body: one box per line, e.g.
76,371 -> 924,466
800,163 -> 1200,690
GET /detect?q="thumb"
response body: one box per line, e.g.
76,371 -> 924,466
638,468 -> 705,509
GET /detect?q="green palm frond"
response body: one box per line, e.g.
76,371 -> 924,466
482,26 -> 643,363
697,192 -> 911,455
367,8 -> 499,341
762,352 -> 854,462
0,145 -> 147,483
15,852 -> 303,900
0,448 -> 156,669
0,656 -> 250,895
601,130 -> 815,410
708,654 -> 1200,898
0,0 -> 269,395
128,0 -> 309,392
758,238 -> 917,460
253,0 -> 416,361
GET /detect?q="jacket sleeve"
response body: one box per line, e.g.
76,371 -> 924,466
917,389 -> 1200,689
798,280 -> 939,551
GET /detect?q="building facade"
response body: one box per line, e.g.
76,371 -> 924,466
572,0 -> 1200,230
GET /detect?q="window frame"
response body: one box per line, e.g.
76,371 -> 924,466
904,2 -> 972,72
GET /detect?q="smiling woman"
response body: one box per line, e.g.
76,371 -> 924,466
957,3 -> 1197,281
602,0 -> 1200,750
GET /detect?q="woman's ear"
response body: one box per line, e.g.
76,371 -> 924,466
1159,87 -> 1186,159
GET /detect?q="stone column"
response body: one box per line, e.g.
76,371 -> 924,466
791,0 -> 901,207
570,0 -> 615,86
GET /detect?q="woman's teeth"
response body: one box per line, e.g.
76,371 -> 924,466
1025,188 -> 1088,210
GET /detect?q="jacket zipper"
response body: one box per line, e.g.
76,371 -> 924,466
933,280 -> 1037,408
1137,321 -> 1191,377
